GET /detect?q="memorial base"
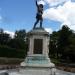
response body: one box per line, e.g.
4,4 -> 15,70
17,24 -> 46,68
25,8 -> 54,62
20,54 -> 56,75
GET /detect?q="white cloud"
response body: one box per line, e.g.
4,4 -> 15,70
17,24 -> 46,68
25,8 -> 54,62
45,28 -> 53,34
43,0 -> 75,31
44,0 -> 68,6
43,7 -> 67,22
38,0 -> 46,5
4,30 -> 15,38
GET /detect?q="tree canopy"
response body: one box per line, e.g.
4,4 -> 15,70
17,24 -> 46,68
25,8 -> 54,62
0,29 -> 28,58
49,25 -> 75,62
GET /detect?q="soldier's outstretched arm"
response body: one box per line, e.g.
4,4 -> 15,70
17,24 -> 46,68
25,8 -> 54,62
36,0 -> 38,6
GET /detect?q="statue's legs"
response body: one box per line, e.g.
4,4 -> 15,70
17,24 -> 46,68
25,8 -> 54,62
33,19 -> 39,29
40,19 -> 43,28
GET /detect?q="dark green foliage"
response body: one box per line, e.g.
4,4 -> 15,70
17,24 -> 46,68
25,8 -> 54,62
15,29 -> 26,40
8,39 -> 26,49
0,32 -> 11,45
49,31 -> 59,58
0,45 -> 26,58
0,28 -> 28,58
49,25 -> 75,62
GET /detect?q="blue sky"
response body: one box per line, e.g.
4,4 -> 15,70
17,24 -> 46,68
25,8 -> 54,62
0,0 -> 61,32
0,0 -> 36,32
0,0 -> 75,34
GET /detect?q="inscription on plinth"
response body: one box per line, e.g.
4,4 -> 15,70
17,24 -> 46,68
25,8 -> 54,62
34,39 -> 43,54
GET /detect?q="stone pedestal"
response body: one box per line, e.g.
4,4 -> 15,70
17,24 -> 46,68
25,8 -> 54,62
21,28 -> 56,75
28,28 -> 49,57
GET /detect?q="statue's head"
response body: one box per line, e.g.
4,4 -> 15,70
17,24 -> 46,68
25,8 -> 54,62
39,4 -> 43,8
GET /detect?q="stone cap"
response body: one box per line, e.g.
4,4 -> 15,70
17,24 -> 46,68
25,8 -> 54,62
27,28 -> 49,36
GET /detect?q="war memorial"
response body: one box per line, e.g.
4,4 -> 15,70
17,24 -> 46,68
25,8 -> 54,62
20,0 -> 56,75
0,0 -> 75,75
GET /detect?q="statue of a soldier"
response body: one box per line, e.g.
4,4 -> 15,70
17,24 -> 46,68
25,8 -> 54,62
33,0 -> 43,29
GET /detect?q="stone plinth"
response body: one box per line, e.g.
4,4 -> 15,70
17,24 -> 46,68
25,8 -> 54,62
27,28 -> 49,57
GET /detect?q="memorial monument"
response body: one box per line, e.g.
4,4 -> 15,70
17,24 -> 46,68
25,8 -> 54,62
21,0 -> 56,75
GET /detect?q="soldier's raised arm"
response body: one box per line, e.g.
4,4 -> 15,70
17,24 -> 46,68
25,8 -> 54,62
36,0 -> 38,6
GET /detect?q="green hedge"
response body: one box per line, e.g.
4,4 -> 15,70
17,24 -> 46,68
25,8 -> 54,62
0,45 -> 26,58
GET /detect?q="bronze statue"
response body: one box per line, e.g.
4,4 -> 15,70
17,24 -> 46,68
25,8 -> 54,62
33,0 -> 43,29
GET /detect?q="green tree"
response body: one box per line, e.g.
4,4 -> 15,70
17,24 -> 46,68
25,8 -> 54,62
49,25 -> 75,62
49,31 -> 59,58
15,29 -> 26,40
8,29 -> 28,56
65,33 -> 75,62
0,29 -> 11,45
0,28 -> 28,58
57,25 -> 72,59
